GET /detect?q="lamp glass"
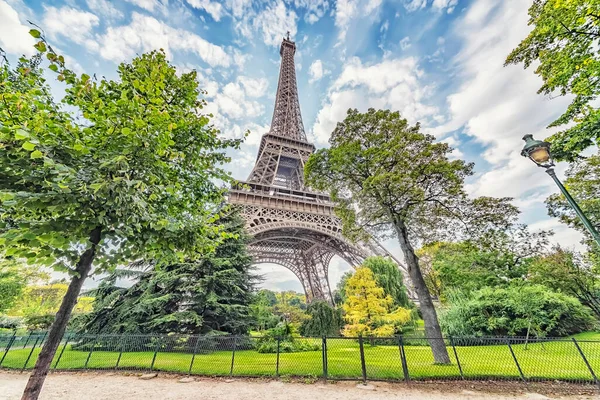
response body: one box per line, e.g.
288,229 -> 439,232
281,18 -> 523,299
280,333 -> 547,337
529,147 -> 550,164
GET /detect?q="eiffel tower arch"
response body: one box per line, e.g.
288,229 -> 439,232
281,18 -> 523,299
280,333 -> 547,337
229,35 -> 405,303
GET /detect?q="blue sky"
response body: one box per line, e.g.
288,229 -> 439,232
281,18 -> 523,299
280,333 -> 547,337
0,0 -> 584,292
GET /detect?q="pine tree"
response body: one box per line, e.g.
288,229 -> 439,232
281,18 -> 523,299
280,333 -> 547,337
79,212 -> 257,334
342,267 -> 411,337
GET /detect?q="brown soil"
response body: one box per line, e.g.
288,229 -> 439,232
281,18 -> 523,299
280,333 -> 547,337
0,371 -> 597,400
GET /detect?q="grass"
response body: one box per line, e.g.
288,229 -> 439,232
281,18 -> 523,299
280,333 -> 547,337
2,334 -> 599,383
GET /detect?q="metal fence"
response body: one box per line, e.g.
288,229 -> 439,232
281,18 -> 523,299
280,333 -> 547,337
1,332 -> 599,388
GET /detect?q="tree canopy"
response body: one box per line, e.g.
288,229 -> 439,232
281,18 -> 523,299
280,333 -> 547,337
305,108 -> 516,363
0,32 -> 241,399
362,256 -> 410,308
506,0 -> 600,160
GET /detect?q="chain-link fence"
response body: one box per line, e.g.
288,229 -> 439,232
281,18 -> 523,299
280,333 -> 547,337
1,332 -> 598,388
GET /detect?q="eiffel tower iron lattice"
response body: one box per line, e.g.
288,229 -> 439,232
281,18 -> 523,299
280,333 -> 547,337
228,36 -> 408,303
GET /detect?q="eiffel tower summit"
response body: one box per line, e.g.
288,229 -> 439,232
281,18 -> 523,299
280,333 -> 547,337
229,34 -> 400,303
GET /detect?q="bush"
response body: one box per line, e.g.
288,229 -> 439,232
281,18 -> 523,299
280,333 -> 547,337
24,314 -> 55,330
0,315 -> 23,330
300,301 -> 343,337
440,285 -> 595,337
255,321 -> 320,353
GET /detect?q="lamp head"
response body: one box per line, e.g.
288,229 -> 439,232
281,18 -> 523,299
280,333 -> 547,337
521,134 -> 554,168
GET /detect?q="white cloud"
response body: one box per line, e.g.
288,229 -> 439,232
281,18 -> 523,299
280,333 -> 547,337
96,13 -> 231,67
0,0 -> 35,56
86,0 -> 123,19
403,0 -> 427,12
125,0 -> 160,12
400,36 -> 411,50
293,0 -> 329,24
186,0 -> 223,21
308,59 -> 329,83
252,0 -> 298,47
432,0 -> 458,13
204,80 -> 265,124
42,6 -> 99,45
238,76 -> 269,98
334,0 -> 383,40
311,57 -> 438,144
224,0 -> 252,18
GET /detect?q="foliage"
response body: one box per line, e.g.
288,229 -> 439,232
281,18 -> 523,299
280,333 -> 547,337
249,290 -> 281,331
341,267 -> 411,337
506,1 -> 600,160
440,285 -> 595,337
0,32 -> 241,395
300,300 -> 344,337
249,289 -> 308,332
78,212 -> 257,335
546,154 -> 600,246
333,271 -> 353,305
529,247 -> 600,319
362,256 -> 410,307
0,259 -> 47,314
305,108 -> 516,362
23,314 -> 55,331
0,315 -> 22,330
255,321 -> 319,353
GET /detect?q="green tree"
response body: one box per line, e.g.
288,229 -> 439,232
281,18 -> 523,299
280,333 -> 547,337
333,271 -> 353,305
342,267 -> 411,337
249,290 -> 280,332
0,259 -> 47,314
0,34 -> 240,399
440,284 -> 594,337
362,256 -> 410,307
529,247 -> 600,319
300,300 -> 343,336
506,0 -> 600,160
305,109 -> 514,363
546,154 -> 600,247
78,213 -> 257,335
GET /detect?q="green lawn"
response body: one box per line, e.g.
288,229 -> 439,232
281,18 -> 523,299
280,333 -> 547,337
1,334 -> 599,383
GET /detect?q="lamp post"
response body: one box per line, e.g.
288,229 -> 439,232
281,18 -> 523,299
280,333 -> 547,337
521,134 -> 600,246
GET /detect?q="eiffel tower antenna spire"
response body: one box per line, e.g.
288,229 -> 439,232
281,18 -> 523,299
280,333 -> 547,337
228,37 -> 411,303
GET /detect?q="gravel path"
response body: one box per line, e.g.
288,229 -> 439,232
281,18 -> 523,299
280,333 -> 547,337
0,372 -> 595,400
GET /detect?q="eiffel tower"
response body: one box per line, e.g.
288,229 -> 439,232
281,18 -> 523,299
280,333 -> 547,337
229,35 -> 400,302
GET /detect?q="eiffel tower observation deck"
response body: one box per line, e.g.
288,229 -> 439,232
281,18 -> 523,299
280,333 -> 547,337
229,35 -> 402,303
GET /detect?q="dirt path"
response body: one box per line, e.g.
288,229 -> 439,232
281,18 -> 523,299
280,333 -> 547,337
0,372 -> 596,400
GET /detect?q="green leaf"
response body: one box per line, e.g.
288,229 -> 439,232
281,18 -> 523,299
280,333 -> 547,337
30,150 -> 43,159
89,183 -> 104,193
14,129 -> 30,140
34,41 -> 47,53
29,29 -> 41,38
22,142 -> 36,151
73,143 -> 84,152
48,64 -> 59,73
121,127 -> 132,135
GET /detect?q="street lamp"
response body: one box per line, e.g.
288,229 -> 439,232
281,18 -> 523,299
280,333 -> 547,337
521,134 -> 600,246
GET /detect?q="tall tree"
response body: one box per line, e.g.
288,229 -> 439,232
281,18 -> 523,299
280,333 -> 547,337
506,0 -> 600,160
300,300 -> 343,337
305,108 -> 516,363
0,33 -> 240,399
0,259 -> 46,314
341,267 -> 410,337
362,256 -> 410,307
79,212 -> 257,334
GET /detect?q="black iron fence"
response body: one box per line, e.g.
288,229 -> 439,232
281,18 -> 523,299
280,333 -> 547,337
1,332 -> 599,388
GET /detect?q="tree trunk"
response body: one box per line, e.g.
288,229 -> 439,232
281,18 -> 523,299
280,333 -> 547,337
21,227 -> 102,400
393,220 -> 451,364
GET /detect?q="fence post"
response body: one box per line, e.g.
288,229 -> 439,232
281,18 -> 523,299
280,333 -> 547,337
54,333 -> 71,369
276,337 -> 281,377
321,336 -> 328,380
21,336 -> 40,372
506,338 -> 526,382
187,336 -> 200,376
0,333 -> 16,367
358,336 -> 367,384
229,336 -> 237,377
572,338 -> 599,388
397,336 -> 410,382
150,338 -> 161,371
449,336 -> 464,379
84,335 -> 99,370
23,331 -> 33,349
